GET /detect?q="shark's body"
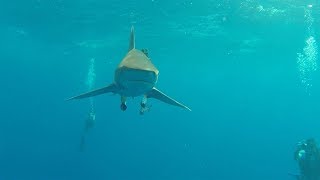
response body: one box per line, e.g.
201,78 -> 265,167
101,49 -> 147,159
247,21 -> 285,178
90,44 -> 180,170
115,48 -> 158,97
68,26 -> 191,113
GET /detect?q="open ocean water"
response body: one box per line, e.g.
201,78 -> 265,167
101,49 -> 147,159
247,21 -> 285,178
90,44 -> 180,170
1,0 -> 320,179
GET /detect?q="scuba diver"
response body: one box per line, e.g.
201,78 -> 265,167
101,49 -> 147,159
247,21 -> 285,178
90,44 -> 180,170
84,111 -> 96,133
80,111 -> 96,152
292,138 -> 320,180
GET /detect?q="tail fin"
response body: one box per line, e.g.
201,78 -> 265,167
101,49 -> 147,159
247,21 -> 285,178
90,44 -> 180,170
128,25 -> 135,51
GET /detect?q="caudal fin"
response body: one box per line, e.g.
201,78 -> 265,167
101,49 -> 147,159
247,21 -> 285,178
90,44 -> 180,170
146,88 -> 191,111
128,25 -> 135,51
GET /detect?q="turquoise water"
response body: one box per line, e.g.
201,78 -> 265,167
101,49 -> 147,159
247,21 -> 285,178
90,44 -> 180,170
1,0 -> 320,179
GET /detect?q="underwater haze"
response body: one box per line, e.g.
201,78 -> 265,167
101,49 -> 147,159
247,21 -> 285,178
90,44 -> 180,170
1,0 -> 320,179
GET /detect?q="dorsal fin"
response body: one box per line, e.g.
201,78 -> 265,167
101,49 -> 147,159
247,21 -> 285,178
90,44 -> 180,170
128,25 -> 135,51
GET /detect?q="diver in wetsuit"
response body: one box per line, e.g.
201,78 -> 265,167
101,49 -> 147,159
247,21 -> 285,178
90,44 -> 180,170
79,58 -> 97,151
293,138 -> 320,180
80,111 -> 96,151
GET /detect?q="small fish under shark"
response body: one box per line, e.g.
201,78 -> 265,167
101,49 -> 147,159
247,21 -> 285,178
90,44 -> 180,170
67,26 -> 191,114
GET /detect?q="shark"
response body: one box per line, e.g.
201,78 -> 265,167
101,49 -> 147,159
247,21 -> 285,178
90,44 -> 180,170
67,26 -> 191,114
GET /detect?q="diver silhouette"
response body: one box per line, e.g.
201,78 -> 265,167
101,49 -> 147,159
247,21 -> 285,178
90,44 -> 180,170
291,138 -> 320,180
79,111 -> 96,152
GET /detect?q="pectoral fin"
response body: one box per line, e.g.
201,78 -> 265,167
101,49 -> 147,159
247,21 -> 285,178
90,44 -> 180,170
67,83 -> 117,101
288,173 -> 301,180
146,88 -> 191,111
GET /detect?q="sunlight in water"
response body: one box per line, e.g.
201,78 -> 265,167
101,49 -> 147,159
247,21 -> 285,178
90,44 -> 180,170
86,58 -> 96,111
297,7 -> 318,94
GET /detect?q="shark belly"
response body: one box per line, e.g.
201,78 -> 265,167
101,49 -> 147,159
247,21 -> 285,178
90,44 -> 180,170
115,67 -> 157,97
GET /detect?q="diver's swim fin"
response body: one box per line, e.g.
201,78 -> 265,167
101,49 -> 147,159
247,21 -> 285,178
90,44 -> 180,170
146,88 -> 191,111
67,83 -> 117,101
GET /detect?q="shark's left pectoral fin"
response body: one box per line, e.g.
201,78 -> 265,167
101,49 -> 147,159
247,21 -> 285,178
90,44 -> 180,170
146,88 -> 191,111
66,83 -> 117,101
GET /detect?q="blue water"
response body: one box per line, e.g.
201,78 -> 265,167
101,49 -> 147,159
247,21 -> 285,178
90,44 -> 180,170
1,0 -> 320,179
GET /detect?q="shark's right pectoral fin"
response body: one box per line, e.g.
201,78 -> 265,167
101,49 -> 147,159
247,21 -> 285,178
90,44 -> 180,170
146,88 -> 191,111
66,83 -> 118,101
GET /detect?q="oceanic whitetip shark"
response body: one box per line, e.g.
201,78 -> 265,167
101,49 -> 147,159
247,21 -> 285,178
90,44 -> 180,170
67,26 -> 191,114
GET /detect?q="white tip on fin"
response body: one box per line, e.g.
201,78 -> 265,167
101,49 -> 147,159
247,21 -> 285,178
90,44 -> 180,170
129,25 -> 135,51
